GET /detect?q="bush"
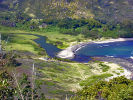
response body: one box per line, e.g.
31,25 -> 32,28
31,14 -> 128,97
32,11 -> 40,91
75,76 -> 133,100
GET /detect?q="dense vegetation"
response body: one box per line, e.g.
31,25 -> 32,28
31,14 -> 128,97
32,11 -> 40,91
0,0 -> 133,40
0,71 -> 46,100
0,68 -> 132,100
73,76 -> 133,100
1,0 -> 133,22
0,14 -> 133,40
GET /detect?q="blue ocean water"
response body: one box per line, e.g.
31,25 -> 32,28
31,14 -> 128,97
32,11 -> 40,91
73,41 -> 133,62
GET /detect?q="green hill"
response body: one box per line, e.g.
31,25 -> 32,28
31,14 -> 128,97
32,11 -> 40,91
0,0 -> 133,23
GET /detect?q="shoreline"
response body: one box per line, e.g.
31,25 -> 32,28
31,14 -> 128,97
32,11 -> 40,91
57,38 -> 133,59
95,57 -> 133,80
105,67 -> 132,81
94,38 -> 133,44
57,42 -> 91,59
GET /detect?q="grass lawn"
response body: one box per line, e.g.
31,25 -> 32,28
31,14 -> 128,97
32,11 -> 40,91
1,31 -> 46,56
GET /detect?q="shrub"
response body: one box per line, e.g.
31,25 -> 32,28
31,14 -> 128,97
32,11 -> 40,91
75,76 -> 133,100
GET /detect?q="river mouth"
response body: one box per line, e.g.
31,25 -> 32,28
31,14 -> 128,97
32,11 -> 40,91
32,34 -> 133,63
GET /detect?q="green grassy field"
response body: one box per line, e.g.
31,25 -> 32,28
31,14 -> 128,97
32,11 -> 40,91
1,31 -> 46,57
37,61 -> 123,92
6,34 -> 38,53
0,25 -> 85,49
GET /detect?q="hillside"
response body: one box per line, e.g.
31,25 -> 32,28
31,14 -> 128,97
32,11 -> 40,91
0,0 -> 133,23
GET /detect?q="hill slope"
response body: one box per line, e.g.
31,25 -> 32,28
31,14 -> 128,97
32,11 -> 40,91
0,0 -> 133,23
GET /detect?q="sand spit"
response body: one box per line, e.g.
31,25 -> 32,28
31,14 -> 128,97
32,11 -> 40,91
57,42 -> 91,59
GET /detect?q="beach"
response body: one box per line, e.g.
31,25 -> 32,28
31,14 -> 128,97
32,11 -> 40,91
57,38 -> 133,59
57,42 -> 91,59
57,38 -> 133,80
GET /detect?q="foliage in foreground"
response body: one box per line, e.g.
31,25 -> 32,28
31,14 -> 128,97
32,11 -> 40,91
0,71 -> 15,100
0,71 -> 46,100
73,76 -> 133,100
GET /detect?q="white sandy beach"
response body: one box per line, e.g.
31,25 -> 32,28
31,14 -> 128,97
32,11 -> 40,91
57,47 -> 74,59
94,38 -> 133,44
57,38 -> 133,59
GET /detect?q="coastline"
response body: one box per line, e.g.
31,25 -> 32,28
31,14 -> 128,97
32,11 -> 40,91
57,38 -> 133,59
95,57 -> 133,80
105,67 -> 132,81
57,38 -> 133,80
57,42 -> 91,59
94,38 -> 133,44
